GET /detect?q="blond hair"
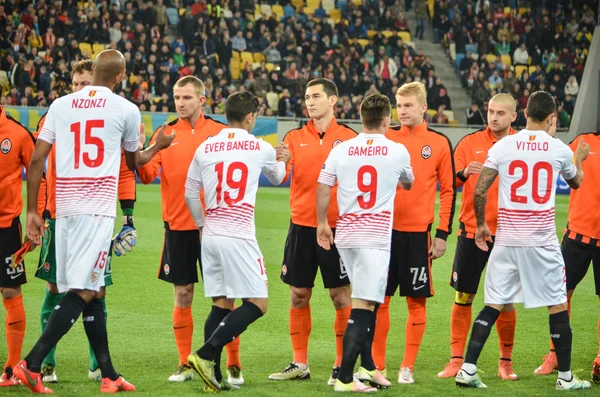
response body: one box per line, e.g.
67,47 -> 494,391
175,76 -> 206,97
396,82 -> 427,105
489,93 -> 516,112
71,59 -> 94,78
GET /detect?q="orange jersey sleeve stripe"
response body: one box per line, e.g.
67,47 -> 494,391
284,119 -> 358,228
387,122 -> 457,238
138,115 -> 227,231
0,107 -> 36,227
566,132 -> 600,240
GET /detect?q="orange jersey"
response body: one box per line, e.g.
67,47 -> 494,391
36,114 -> 138,218
0,106 -> 36,228
137,115 -> 227,230
283,118 -> 357,228
565,132 -> 600,244
386,122 -> 456,238
454,127 -> 516,237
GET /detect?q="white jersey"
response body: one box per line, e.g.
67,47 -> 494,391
185,128 -> 285,241
484,129 -> 577,247
318,133 -> 414,250
38,86 -> 140,218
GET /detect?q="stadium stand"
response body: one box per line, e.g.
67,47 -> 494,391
0,0 -> 454,123
433,0 -> 598,128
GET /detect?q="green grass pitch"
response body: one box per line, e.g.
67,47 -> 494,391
2,185 -> 598,396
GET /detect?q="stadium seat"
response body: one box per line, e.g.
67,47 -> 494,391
230,59 -> 241,80
266,92 -> 279,111
426,109 -> 437,118
382,30 -> 394,38
501,54 -> 512,66
398,31 -> 411,42
504,6 -> 511,15
337,0 -> 348,8
449,42 -> 456,60
326,17 -> 335,29
357,39 -> 369,48
232,51 -> 240,60
329,8 -> 341,22
391,107 -> 399,122
79,42 -> 92,56
178,8 -> 185,16
518,7 -> 529,15
367,30 -> 377,38
304,7 -> 315,15
322,0 -> 335,13
471,53 -> 479,60
0,70 -> 9,93
253,52 -> 266,63
265,62 -> 275,72
241,51 -> 254,64
93,43 -> 106,55
291,0 -> 303,11
307,0 -> 320,9
272,5 -> 284,20
529,65 -> 537,74
449,119 -> 460,125
515,65 -> 528,77
166,8 -> 179,25
352,0 -> 362,5
443,110 -> 455,121
485,53 -> 496,64
260,4 -> 272,17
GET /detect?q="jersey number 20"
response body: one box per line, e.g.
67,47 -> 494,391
70,120 -> 105,169
509,160 -> 552,204
215,161 -> 249,205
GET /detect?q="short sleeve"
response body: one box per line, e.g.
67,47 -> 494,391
557,141 -> 577,180
122,103 -> 141,152
483,141 -> 500,170
185,148 -> 204,196
395,144 -> 414,184
38,105 -> 56,144
317,146 -> 339,186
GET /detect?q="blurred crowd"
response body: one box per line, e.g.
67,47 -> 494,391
435,0 -> 598,128
0,0 -> 453,122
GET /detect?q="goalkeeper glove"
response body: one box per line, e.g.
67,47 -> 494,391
113,225 -> 137,257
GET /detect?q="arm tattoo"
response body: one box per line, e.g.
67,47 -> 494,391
474,167 -> 498,226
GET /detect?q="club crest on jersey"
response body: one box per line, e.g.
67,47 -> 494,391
367,139 -> 373,145
91,272 -> 99,283
332,139 -> 342,147
529,135 -> 536,141
164,264 -> 170,275
228,133 -> 235,139
1,138 -> 11,154
43,262 -> 51,273
89,90 -> 96,97
421,145 -> 432,159
281,264 -> 287,276
453,271 -> 458,282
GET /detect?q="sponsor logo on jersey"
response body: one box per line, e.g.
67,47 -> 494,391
332,139 -> 342,147
43,262 -> 51,273
281,264 -> 287,275
421,145 -> 432,159
1,138 -> 11,154
164,264 -> 170,275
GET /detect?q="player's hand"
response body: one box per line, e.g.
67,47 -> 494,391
475,224 -> 493,251
112,225 -> 137,256
275,142 -> 291,163
26,211 -> 45,247
139,123 -> 146,149
317,223 -> 334,250
430,237 -> 446,260
574,138 -> 590,162
154,122 -> 176,150
463,161 -> 484,178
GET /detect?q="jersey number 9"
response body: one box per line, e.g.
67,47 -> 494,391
357,165 -> 378,210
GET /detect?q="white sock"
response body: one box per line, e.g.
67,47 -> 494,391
295,363 -> 308,370
558,370 -> 572,381
461,363 -> 477,375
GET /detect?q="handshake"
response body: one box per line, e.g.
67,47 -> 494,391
274,142 -> 292,164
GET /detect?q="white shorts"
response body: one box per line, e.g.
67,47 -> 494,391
202,235 -> 268,299
484,245 -> 567,309
55,215 -> 114,293
338,248 -> 390,303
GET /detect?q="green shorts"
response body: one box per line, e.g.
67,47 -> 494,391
35,218 -> 114,287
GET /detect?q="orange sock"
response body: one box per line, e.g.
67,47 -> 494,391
597,317 -> 600,357
401,297 -> 426,370
173,306 -> 193,366
290,306 -> 311,365
372,296 -> 391,370
4,294 -> 26,370
496,310 -> 516,360
334,306 -> 351,367
550,296 -> 571,352
225,304 -> 242,368
450,303 -> 472,359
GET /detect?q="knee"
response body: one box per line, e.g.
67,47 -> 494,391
175,284 -> 194,307
407,296 -> 427,312
46,283 -> 60,294
329,286 -> 351,309
291,287 -> 312,308
0,287 -> 21,300
94,287 -> 106,300
455,291 -> 475,305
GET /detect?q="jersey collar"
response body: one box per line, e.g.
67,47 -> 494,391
81,86 -> 111,93
485,126 -> 516,143
399,120 -> 428,135
306,117 -> 338,135
220,127 -> 249,135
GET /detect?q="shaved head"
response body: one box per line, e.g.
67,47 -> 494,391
92,49 -> 126,86
489,93 -> 516,112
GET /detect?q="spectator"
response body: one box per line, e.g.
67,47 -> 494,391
278,88 -> 293,117
376,54 -> 398,80
231,30 -> 246,52
466,102 -> 485,125
513,43 -> 529,65
432,88 -> 452,110
433,105 -> 449,124
564,75 -> 579,96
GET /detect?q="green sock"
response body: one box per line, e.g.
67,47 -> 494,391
41,289 -> 65,367
88,296 -> 107,371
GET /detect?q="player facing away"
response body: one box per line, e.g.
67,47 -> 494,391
535,130 -> 600,380
373,82 -> 456,383
16,49 -> 174,394
317,94 -> 414,392
438,94 -> 519,380
33,59 -> 140,385
137,76 -> 244,385
455,91 -> 591,390
0,105 -> 35,387
185,91 -> 288,392
270,78 -> 357,385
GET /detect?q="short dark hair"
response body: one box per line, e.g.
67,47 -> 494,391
306,78 -> 338,98
225,91 -> 259,123
526,91 -> 556,123
71,59 -> 94,78
360,94 -> 391,129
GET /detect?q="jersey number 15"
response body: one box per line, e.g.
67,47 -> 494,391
70,120 -> 105,169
